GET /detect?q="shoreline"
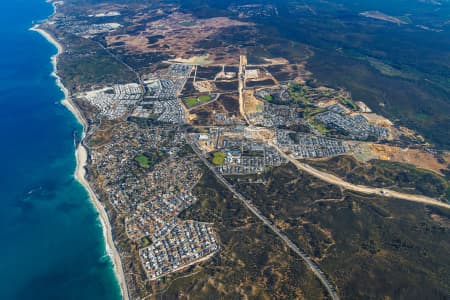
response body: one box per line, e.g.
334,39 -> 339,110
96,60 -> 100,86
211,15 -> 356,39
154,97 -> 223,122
30,24 -> 129,300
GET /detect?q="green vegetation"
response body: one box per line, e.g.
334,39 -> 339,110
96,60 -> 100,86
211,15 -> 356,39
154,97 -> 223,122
338,95 -> 357,110
58,34 -> 136,92
198,94 -> 211,102
320,90 -> 333,97
128,116 -> 160,128
134,150 -> 168,170
366,58 -> 419,80
212,151 -> 226,165
303,107 -> 325,118
307,50 -> 450,149
185,97 -> 198,107
288,82 -> 310,105
228,164 -> 450,299
307,156 -> 450,200
184,95 -> 212,107
135,154 -> 150,168
164,171 -> 327,299
263,94 -> 273,101
57,0 -> 450,298
140,236 -> 152,247
308,119 -> 329,133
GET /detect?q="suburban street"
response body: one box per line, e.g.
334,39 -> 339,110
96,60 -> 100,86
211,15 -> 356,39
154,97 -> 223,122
188,138 -> 340,300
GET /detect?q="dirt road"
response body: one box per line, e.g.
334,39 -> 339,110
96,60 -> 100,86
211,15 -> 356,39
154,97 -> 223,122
270,142 -> 450,210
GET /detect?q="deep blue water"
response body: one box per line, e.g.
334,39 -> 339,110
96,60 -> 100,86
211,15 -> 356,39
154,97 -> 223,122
0,1 -> 121,299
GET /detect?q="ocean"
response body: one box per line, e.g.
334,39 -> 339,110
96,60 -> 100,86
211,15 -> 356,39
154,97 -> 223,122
0,0 -> 122,299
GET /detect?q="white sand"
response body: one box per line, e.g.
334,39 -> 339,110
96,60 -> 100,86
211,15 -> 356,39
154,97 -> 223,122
30,24 -> 129,300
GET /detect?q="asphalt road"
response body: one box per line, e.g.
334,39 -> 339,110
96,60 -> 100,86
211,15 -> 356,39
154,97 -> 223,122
269,142 -> 450,210
188,139 -> 340,300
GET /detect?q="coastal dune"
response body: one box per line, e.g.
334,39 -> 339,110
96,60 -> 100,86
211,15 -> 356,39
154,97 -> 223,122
30,25 -> 129,300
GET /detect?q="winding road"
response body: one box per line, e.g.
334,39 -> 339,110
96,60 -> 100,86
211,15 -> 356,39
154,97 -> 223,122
269,142 -> 450,210
188,138 -> 340,300
183,54 -> 448,300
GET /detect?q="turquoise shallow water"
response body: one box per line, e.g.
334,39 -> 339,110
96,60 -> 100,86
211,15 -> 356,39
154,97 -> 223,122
0,1 -> 121,299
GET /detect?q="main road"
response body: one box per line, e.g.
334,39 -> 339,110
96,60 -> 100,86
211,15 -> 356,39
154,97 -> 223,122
187,138 -> 340,300
269,142 -> 450,210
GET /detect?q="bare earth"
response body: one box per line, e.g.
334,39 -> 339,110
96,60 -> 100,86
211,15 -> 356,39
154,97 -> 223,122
271,142 -> 450,210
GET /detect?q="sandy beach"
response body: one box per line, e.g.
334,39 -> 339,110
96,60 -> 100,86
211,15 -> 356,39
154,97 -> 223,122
30,24 -> 129,300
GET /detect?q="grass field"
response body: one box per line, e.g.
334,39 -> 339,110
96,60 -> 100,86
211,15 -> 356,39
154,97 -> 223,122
263,94 -> 273,101
212,151 -> 225,165
185,97 -> 198,107
184,95 -> 212,107
199,95 -> 211,102
135,154 -> 150,168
